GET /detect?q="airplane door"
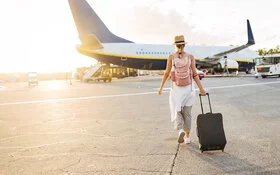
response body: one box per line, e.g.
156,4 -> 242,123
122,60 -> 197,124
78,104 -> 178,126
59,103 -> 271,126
120,56 -> 127,67
121,56 -> 127,61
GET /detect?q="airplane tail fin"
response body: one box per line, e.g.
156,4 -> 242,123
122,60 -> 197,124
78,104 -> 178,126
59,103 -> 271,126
210,19 -> 255,59
68,0 -> 133,44
247,19 -> 255,45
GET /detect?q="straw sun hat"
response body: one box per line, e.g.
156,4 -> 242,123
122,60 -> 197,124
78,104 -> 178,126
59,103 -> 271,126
173,35 -> 188,45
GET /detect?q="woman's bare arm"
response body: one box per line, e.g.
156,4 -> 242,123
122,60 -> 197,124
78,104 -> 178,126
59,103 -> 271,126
158,55 -> 172,94
190,55 -> 206,95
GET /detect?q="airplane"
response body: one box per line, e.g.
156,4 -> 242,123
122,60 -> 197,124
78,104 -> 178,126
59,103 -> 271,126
68,0 -> 257,75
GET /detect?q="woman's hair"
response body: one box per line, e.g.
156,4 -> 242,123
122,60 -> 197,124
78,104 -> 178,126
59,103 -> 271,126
175,44 -> 185,53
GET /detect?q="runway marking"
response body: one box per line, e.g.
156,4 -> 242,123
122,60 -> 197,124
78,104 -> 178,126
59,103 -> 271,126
0,92 -> 157,106
0,81 -> 279,106
153,81 -> 280,91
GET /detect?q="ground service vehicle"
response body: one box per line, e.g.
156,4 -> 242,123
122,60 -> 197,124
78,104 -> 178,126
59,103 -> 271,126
255,54 -> 280,78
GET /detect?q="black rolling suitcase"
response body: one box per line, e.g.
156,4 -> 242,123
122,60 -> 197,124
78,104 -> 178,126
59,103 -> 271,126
196,93 -> 226,153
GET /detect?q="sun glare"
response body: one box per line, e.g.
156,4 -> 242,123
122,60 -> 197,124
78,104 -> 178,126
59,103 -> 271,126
0,0 -> 95,74
47,80 -> 64,90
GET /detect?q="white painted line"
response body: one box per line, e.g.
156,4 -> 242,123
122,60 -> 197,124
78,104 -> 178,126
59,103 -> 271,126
203,81 -> 280,90
0,91 -> 157,106
1,81 -> 279,106
153,81 -> 280,91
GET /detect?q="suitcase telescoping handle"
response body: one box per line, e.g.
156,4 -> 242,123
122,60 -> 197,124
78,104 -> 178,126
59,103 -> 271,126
199,93 -> 213,114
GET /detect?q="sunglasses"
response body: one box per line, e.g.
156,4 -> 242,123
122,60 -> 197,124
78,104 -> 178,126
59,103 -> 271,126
176,44 -> 185,48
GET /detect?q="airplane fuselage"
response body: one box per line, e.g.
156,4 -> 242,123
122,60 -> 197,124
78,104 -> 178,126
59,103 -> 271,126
78,43 -> 254,71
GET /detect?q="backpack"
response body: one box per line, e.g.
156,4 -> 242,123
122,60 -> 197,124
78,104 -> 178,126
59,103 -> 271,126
171,53 -> 193,86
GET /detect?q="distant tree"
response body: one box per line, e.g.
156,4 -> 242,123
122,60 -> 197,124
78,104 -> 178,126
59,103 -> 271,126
268,49 -> 274,55
257,46 -> 280,56
274,45 -> 280,53
257,48 -> 267,56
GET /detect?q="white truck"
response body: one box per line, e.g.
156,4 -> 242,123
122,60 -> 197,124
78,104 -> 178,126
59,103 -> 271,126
28,72 -> 38,86
255,54 -> 280,78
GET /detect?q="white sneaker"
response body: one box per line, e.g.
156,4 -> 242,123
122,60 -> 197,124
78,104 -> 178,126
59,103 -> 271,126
184,137 -> 191,144
178,129 -> 185,143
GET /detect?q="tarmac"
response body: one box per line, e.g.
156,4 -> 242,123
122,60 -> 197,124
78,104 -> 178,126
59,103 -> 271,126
0,75 -> 280,175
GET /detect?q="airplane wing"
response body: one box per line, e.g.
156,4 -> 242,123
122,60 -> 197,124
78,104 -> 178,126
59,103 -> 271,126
203,20 -> 255,62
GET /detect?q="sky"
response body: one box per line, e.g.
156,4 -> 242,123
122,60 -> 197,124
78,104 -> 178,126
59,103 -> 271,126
0,0 -> 279,73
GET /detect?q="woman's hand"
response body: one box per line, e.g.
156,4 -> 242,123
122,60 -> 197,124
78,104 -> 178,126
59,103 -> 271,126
200,88 -> 207,96
158,88 -> 163,95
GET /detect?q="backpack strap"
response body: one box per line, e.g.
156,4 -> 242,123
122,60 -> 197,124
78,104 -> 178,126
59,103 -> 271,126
171,53 -> 176,67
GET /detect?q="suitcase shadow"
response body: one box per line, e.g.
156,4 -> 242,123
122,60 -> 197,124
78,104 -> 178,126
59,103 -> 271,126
183,142 -> 279,174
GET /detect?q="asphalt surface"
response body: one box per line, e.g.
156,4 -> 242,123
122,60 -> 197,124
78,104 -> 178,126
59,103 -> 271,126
0,76 -> 280,175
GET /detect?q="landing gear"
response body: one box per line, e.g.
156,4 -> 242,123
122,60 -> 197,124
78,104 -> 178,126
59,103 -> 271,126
208,68 -> 216,75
